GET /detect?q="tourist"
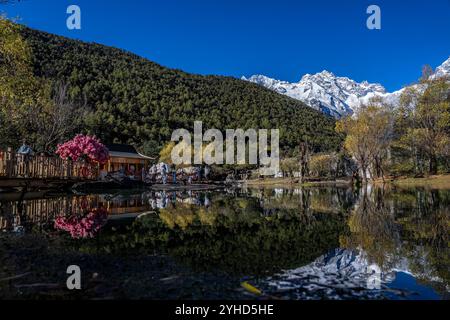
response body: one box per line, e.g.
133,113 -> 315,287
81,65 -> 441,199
197,166 -> 202,181
161,163 -> 167,184
141,167 -> 146,181
171,164 -> 177,184
204,165 -> 210,180
149,164 -> 157,182
17,140 -> 33,156
16,140 -> 33,177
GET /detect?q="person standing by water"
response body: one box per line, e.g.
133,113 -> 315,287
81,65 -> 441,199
17,139 -> 33,178
161,163 -> 168,184
17,140 -> 33,156
197,166 -> 202,181
141,166 -> 146,182
171,164 -> 177,184
204,165 -> 210,180
149,164 -> 157,182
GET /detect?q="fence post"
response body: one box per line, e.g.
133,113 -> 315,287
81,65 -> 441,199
6,148 -> 13,178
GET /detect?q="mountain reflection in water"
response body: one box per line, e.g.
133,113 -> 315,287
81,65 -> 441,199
0,185 -> 448,300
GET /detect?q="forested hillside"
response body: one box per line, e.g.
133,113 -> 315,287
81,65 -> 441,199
14,24 -> 341,155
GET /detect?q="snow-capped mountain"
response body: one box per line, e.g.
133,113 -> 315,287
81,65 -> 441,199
243,56 -> 450,118
257,248 -> 447,300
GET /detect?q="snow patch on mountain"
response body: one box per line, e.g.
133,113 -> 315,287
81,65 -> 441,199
432,57 -> 450,79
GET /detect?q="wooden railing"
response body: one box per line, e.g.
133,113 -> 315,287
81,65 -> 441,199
0,148 -> 98,180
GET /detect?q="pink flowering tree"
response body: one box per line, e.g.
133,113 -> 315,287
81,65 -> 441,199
54,207 -> 108,239
56,134 -> 109,165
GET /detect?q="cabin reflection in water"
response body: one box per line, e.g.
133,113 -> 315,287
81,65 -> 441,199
0,191 -> 212,232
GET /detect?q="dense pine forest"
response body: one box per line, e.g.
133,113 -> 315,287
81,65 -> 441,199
1,22 -> 341,156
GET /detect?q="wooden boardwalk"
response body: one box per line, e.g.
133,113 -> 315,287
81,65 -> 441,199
0,148 -> 98,187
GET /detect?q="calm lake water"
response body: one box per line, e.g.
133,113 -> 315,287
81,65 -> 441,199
0,185 -> 449,300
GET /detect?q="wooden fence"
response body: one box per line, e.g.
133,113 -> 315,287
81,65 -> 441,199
0,148 -> 99,180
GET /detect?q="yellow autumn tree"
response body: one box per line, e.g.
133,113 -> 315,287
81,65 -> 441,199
336,104 -> 392,183
159,141 -> 176,164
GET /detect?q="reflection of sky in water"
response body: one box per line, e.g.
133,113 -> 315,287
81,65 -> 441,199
387,272 -> 441,300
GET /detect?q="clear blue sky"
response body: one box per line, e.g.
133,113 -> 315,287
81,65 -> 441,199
2,0 -> 450,91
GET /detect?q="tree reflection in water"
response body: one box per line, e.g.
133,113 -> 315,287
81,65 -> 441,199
261,185 -> 449,299
0,185 -> 448,299
91,191 -> 348,276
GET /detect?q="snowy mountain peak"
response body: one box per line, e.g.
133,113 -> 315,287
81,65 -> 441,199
244,69 -> 387,117
243,56 -> 450,118
431,56 -> 450,79
321,70 -> 336,77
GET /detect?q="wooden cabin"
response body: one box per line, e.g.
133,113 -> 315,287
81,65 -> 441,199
101,144 -> 155,180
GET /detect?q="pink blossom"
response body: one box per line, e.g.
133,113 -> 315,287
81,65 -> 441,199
54,207 -> 108,239
56,134 -> 110,165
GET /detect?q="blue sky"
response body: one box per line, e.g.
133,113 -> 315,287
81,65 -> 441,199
2,0 -> 450,91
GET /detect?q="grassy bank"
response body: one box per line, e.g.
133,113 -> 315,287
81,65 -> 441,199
243,177 -> 352,188
388,174 -> 450,189
243,174 -> 450,189
243,177 -> 299,187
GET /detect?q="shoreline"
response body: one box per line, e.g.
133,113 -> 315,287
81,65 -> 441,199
242,177 -> 352,188
241,174 -> 450,189
1,174 -> 449,194
376,174 -> 450,189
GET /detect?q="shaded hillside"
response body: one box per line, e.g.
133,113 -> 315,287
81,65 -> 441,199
20,26 -> 342,155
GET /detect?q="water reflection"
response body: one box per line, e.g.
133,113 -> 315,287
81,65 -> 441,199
259,248 -> 446,300
54,207 -> 108,239
255,186 -> 449,300
0,190 -> 213,233
0,185 -> 448,299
